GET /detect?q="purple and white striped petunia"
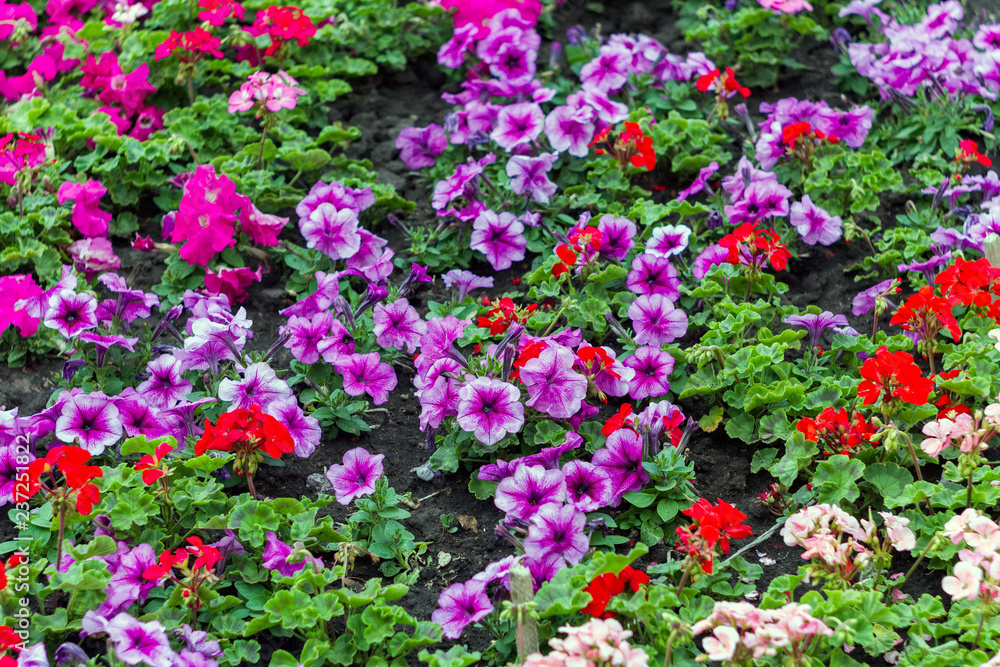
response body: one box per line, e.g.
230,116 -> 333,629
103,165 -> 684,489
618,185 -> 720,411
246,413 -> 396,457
523,502 -> 589,568
623,346 -> 675,401
137,354 -> 193,409
218,362 -> 293,411
506,153 -> 558,204
373,298 -> 427,354
43,289 -> 98,338
55,393 -> 123,455
495,464 -> 567,522
543,105 -> 595,158
628,294 -> 688,345
431,579 -> 493,640
325,447 -> 385,505
645,224 -> 692,258
592,428 -> 650,507
519,345 -> 588,419
490,102 -> 544,151
299,203 -> 361,261
335,353 -> 398,405
456,377 -> 525,447
597,214 -> 637,262
627,254 -> 681,300
267,397 -> 322,458
790,195 -> 842,246
469,209 -> 526,271
105,613 -> 174,667
562,460 -> 612,512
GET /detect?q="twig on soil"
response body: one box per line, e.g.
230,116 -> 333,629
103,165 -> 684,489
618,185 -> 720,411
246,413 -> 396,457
721,517 -> 786,568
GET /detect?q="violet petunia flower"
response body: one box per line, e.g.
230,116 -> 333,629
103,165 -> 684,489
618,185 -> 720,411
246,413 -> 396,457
373,299 -> 427,354
470,209 -> 527,271
115,391 -> 173,439
628,294 -> 689,345
431,579 -> 493,640
417,375 -> 460,432
645,224 -> 692,258
524,503 -> 589,568
692,244 -> 731,280
262,531 -> 306,577
478,457 -> 521,483
597,214 -> 637,262
325,447 -> 385,505
101,544 -> 160,617
627,254 -> 680,300
520,432 -> 583,470
579,43 -> 632,92
137,355 -> 192,409
281,311 -> 335,364
543,105 -> 595,158
334,353 -> 397,405
562,460 -> 612,512
299,203 -> 361,261
506,153 -> 558,204
623,346 -> 675,401
676,161 -> 719,202
442,270 -> 494,302
519,345 -> 588,419
495,464 -> 567,522
105,613 -> 174,667
852,278 -> 898,317
456,377 -> 525,447
898,253 -> 952,285
592,428 -> 650,507
267,397 -> 322,458
43,289 -> 98,338
278,271 -> 341,319
828,105 -> 874,148
784,311 -> 849,348
790,196 -> 842,246
55,393 -> 122,455
490,102 -> 544,151
395,123 -> 447,169
218,362 -> 293,411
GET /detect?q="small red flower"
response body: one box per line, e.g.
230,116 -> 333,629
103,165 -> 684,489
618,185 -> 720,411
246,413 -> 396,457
135,441 -> 176,485
551,244 -> 578,277
602,403 -> 634,436
23,446 -> 103,515
796,407 -> 875,457
857,346 -> 933,407
955,139 -> 992,168
581,566 -> 650,618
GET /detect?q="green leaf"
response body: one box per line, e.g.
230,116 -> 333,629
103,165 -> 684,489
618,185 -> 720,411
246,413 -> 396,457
811,455 -> 865,505
418,646 -> 482,667
751,448 -> 778,473
863,462 -> 914,500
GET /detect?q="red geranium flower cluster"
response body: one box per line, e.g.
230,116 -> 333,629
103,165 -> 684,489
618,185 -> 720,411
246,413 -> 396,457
477,296 -> 537,336
936,257 -> 1000,316
552,226 -> 603,277
719,221 -> 791,272
695,67 -> 751,99
888,286 -> 960,369
676,498 -> 753,574
135,440 -> 176,486
581,566 -> 650,618
796,407 -> 875,457
249,6 -> 317,57
154,27 -> 224,62
0,625 -> 21,667
857,346 -> 933,407
602,403 -> 635,437
954,138 -> 992,180
589,121 -> 656,171
22,445 -> 102,515
196,404 -> 295,497
143,536 -> 221,614
511,338 -> 547,381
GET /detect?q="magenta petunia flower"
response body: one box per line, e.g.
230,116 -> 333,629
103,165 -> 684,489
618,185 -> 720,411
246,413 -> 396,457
325,446 -> 385,505
852,278 -> 898,317
102,544 -> 160,616
278,270 -> 341,319
579,43 -> 632,92
0,442 -> 33,506
506,153 -> 558,204
282,311 -> 335,364
692,244 -> 730,280
456,377 -> 525,447
827,105 -> 873,148
519,432 -> 583,470
262,531 -> 307,577
299,203 -> 361,261
57,179 -> 111,238
437,23 -> 478,68
218,362 -> 292,411
628,294 -> 688,345
784,311 -> 849,348
627,254 -> 680,300
645,224 -> 691,258
568,88 -> 629,124
563,460 -> 612,512
790,195 -> 842,246
114,390 -> 174,439
523,503 -> 588,568
106,613 -> 174,667
623,345 -> 675,401
470,209 -> 526,271
373,298 -> 427,354
67,237 -> 121,279
726,179 -> 793,226
592,428 -> 650,507
168,165 -> 239,267
544,105 -> 596,158
519,345 -> 588,419
43,288 -> 98,338
442,270 -> 493,301
432,579 -> 493,640
597,214 -> 637,262
335,353 -> 397,405
417,374 -> 461,432
267,397 -> 322,458
55,393 -> 123,455
478,457 -> 521,483
490,102 -> 544,151
676,161 -> 719,202
296,180 -> 374,222
396,123 -> 447,169
495,464 -> 567,522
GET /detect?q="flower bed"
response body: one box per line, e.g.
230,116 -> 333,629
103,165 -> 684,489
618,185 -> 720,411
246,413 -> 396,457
3,0 -> 1000,665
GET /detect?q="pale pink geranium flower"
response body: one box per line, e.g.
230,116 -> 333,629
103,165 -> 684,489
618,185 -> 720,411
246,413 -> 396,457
942,560 -> 983,601
702,626 -> 741,661
878,512 -> 915,552
228,71 -> 305,117
920,417 -> 956,456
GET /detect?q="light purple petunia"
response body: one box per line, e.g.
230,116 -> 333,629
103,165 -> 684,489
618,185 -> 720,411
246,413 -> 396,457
325,446 -> 385,505
98,273 -> 161,323
478,457 -> 522,483
852,278 -> 898,317
470,209 -> 526,271
490,102 -> 544,151
623,346 -> 675,401
597,214 -> 637,262
456,377 -> 525,447
417,375 -> 460,432
519,345 -> 588,419
784,311 -> 849,348
299,203 -> 361,261
442,269 -> 493,302
579,43 -> 632,92
296,180 -> 374,221
828,105 -> 874,148
281,311 -> 335,365
627,254 -> 680,300
43,289 -> 98,338
676,161 -> 719,202
726,178 -> 793,226
218,362 -> 293,411
437,22 -> 478,68
520,432 -> 583,470
106,613 -> 174,667
267,397 -> 322,458
562,460 -> 612,512
592,428 -> 650,507
524,503 -> 588,568
395,123 -> 447,169
102,544 -> 160,617
568,88 -> 629,124
137,354 -> 193,409
279,270 -> 341,319
373,299 -> 427,354
55,393 -> 122,455
431,579 -> 493,640
544,106 -> 595,158
638,400 -> 685,448
114,391 -> 173,439
334,353 -> 397,405
506,153 -> 558,204
263,531 -> 307,577
692,244 -> 731,280
495,464 -> 567,522
898,252 -> 953,285
628,293 -> 688,345
790,195 -> 842,246
645,224 -> 691,258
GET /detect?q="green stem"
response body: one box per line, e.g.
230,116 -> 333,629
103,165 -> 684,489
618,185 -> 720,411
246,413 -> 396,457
663,629 -> 679,667
257,126 -> 268,171
968,468 -> 975,510
899,431 -> 924,482
974,608 -> 987,648
676,559 -> 694,596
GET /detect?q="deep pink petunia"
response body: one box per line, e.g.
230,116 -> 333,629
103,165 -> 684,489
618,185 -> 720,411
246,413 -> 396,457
373,298 -> 427,354
591,428 -> 650,507
58,179 -> 111,238
335,353 -> 397,405
623,346 -> 675,401
519,345 -> 588,419
431,579 -> 493,640
562,460 -> 612,512
325,447 -> 384,505
523,503 -> 588,568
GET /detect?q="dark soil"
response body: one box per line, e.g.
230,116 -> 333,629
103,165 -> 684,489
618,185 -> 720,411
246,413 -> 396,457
2,1 -> 940,664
